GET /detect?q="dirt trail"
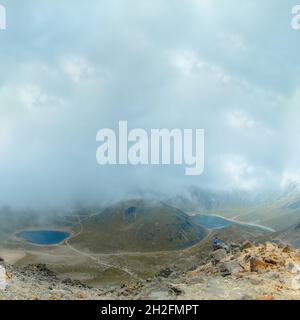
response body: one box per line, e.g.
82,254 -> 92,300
64,213 -> 141,280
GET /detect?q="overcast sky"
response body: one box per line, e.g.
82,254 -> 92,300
0,0 -> 300,207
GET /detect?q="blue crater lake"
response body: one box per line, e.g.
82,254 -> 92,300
17,230 -> 70,245
192,215 -> 234,230
191,214 -> 275,232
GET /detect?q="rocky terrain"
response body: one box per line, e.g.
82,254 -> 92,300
176,241 -> 300,300
0,263 -> 113,300
2,240 -> 300,300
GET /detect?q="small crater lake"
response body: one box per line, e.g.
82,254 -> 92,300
17,230 -> 70,245
191,214 -> 274,232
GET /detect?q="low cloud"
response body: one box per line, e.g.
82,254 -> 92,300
0,0 -> 299,207
62,56 -> 95,83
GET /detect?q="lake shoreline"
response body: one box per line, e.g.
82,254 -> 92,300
15,229 -> 72,247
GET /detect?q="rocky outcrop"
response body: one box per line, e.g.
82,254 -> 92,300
0,263 -> 110,300
181,241 -> 300,300
210,249 -> 227,266
249,257 -> 266,272
241,240 -> 253,251
219,261 -> 242,277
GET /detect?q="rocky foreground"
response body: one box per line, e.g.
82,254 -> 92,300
176,241 -> 300,300
1,241 -> 300,300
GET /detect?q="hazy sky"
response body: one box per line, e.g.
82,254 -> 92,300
0,0 -> 300,207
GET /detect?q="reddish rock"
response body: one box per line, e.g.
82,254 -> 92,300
250,257 -> 266,272
241,241 -> 253,251
282,246 -> 291,253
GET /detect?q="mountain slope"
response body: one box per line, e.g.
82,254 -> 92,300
218,186 -> 300,231
274,222 -> 300,248
70,199 -> 208,253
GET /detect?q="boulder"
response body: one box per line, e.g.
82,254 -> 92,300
287,262 -> 300,274
221,244 -> 230,253
282,245 -> 291,253
263,256 -> 284,266
287,262 -> 295,271
250,256 -> 266,272
168,285 -> 183,296
219,261 -> 242,277
241,241 -> 253,251
230,242 -> 241,249
219,262 -> 232,276
210,249 -> 227,266
265,242 -> 276,251
156,268 -> 173,278
229,243 -> 241,254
